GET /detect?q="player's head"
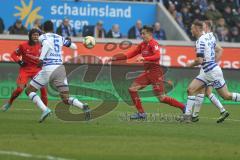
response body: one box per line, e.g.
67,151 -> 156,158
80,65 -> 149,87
191,20 -> 204,38
203,20 -> 213,33
141,25 -> 153,42
43,20 -> 54,33
28,28 -> 41,46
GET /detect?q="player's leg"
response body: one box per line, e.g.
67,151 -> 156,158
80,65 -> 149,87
192,87 -> 205,122
25,70 -> 51,123
2,70 -> 28,111
206,86 -> 226,113
153,80 -> 185,112
40,87 -> 48,106
50,65 -> 91,120
128,72 -> 149,119
182,78 -> 206,122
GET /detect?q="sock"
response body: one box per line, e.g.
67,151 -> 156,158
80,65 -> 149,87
208,93 -> 225,113
28,92 -> 48,112
232,93 -> 240,102
9,87 -> 23,104
192,94 -> 204,117
161,96 -> 185,111
128,89 -> 144,113
68,97 -> 83,109
185,96 -> 196,115
40,88 -> 48,106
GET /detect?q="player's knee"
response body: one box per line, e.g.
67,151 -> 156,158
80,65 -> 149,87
187,87 -> 195,95
128,87 -> 137,93
222,93 -> 232,100
62,98 -> 69,105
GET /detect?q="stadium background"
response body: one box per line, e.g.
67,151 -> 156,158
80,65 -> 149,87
0,0 -> 239,104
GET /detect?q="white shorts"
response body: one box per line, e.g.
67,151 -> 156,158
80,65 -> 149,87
30,65 -> 69,92
196,66 -> 226,89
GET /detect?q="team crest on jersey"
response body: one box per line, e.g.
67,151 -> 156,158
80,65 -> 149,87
154,45 -> 159,50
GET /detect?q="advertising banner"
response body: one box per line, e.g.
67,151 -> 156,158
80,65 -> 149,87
0,39 -> 239,69
0,0 -> 156,36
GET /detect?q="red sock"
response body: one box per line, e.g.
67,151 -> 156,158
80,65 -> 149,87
128,89 -> 144,113
161,96 -> 185,111
9,87 -> 23,104
40,88 -> 48,106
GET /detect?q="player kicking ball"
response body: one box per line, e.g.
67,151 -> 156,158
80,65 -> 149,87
25,20 -> 90,123
192,20 -> 229,123
2,28 -> 48,111
182,20 -> 240,123
106,25 -> 185,120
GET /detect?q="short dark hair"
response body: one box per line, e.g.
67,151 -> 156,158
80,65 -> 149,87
204,20 -> 213,31
142,25 -> 154,33
193,20 -> 203,30
43,20 -> 54,32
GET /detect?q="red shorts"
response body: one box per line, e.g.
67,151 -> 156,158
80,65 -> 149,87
16,68 -> 41,86
134,68 -> 165,95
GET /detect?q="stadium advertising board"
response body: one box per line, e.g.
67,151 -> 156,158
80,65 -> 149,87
0,40 -> 239,69
0,0 -> 156,36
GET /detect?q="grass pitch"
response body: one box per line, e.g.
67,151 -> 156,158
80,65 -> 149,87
0,99 -> 240,160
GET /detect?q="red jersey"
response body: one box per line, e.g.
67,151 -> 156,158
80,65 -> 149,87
11,42 -> 41,72
114,38 -> 161,71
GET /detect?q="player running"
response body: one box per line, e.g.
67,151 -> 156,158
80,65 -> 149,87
192,20 -> 229,123
182,20 -> 240,123
25,20 -> 90,123
2,28 -> 48,111
106,25 -> 185,120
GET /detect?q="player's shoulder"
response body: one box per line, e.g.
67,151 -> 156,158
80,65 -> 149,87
149,39 -> 159,45
197,34 -> 206,44
19,42 -> 29,48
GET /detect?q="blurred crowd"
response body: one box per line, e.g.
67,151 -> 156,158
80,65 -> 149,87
164,0 -> 240,42
0,17 -> 167,40
1,0 -> 240,42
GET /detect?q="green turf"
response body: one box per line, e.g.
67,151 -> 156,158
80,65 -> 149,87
0,99 -> 240,160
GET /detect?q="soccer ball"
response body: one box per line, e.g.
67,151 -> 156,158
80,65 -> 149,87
83,36 -> 96,49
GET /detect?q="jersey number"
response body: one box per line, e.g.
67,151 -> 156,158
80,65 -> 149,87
54,38 -> 60,52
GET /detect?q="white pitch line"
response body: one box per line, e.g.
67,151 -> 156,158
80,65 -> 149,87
0,150 -> 75,160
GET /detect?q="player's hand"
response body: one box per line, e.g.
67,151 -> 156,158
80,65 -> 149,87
37,60 -> 43,68
136,56 -> 145,62
186,61 -> 192,67
17,60 -> 25,67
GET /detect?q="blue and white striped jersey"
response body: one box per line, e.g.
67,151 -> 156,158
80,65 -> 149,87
196,32 -> 217,72
39,33 -> 71,66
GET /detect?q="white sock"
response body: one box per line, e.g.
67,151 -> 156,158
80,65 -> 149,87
208,93 -> 225,113
28,92 -> 48,112
232,93 -> 240,102
192,94 -> 204,117
185,96 -> 196,115
68,97 -> 83,109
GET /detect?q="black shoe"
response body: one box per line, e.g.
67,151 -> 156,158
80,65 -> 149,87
217,111 -> 229,123
83,103 -> 91,121
191,116 -> 199,122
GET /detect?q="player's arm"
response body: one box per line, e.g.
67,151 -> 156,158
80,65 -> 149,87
63,37 -> 77,50
11,45 -> 25,67
187,40 -> 204,67
215,43 -> 223,62
111,45 -> 140,61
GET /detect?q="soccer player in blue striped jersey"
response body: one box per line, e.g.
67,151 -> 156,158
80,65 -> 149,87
192,20 -> 229,123
181,20 -> 240,123
25,20 -> 90,123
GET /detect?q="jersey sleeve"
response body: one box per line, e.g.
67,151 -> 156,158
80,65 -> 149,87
113,44 -> 141,61
196,38 -> 205,58
38,34 -> 47,44
11,44 -> 23,62
62,37 -> 71,47
144,41 -> 160,61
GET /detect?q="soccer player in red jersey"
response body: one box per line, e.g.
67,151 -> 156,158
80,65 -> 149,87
2,28 -> 48,111
106,25 -> 185,119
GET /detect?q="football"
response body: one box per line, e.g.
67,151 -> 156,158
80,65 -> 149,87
83,36 -> 96,49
